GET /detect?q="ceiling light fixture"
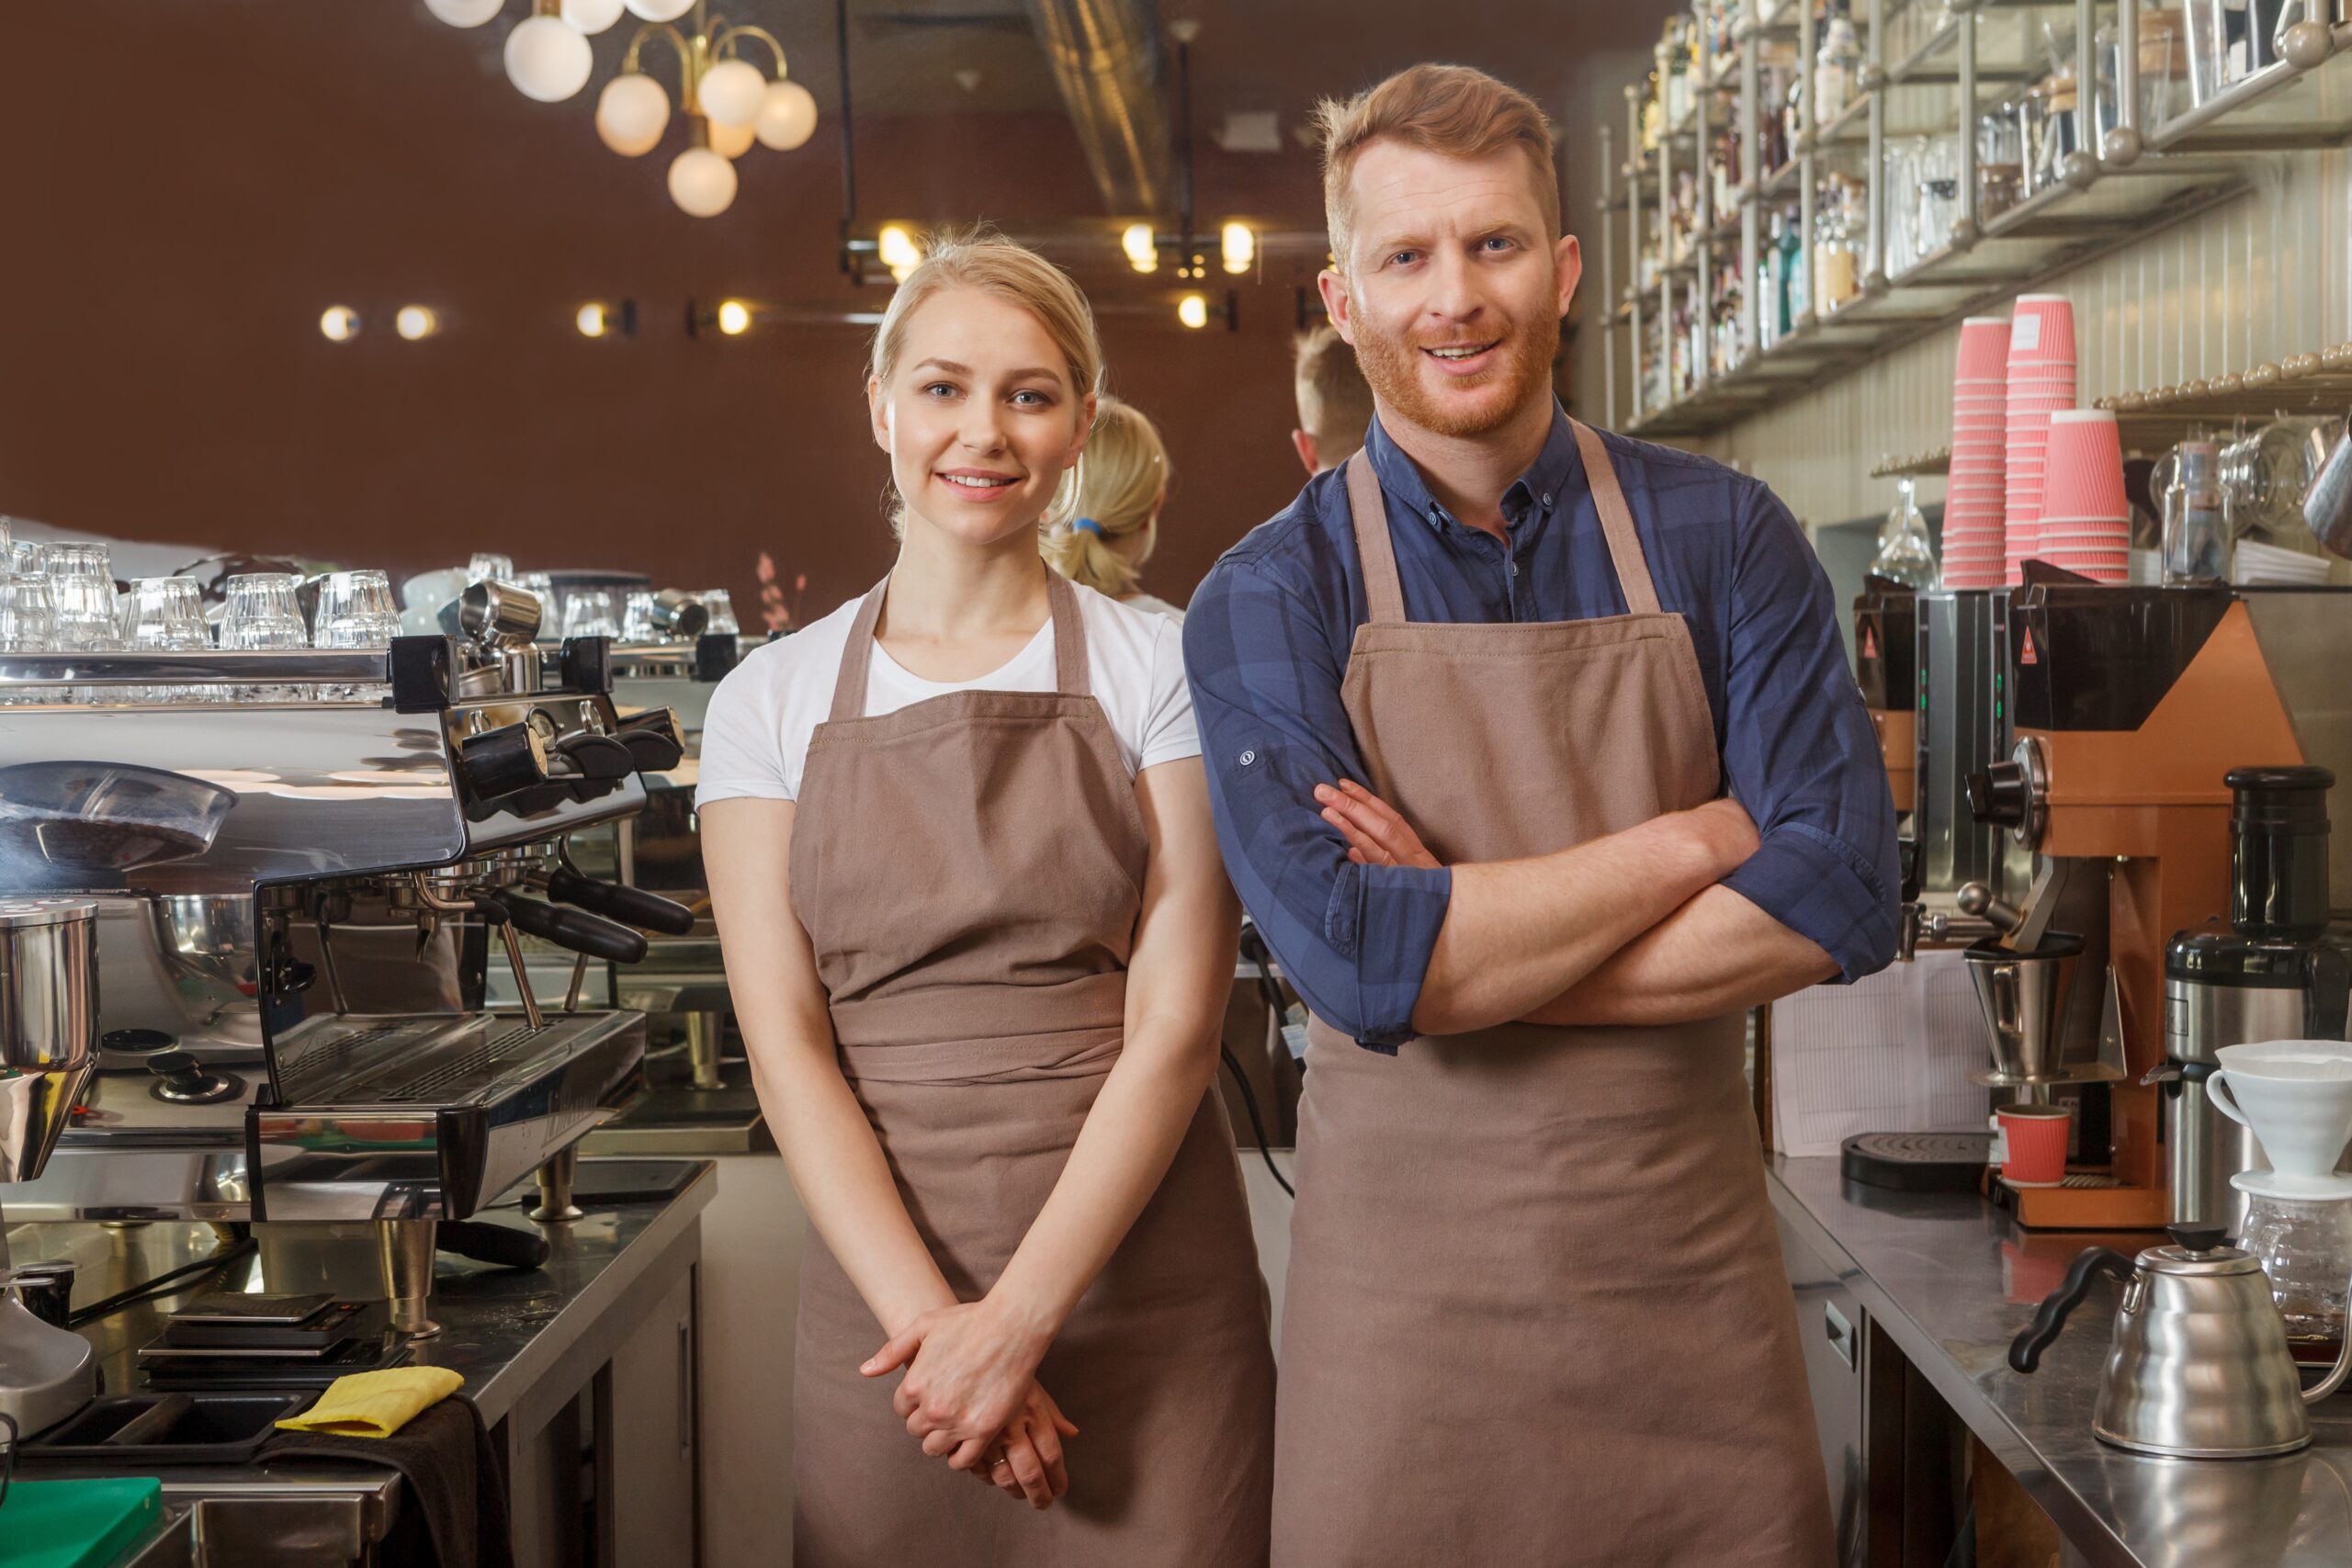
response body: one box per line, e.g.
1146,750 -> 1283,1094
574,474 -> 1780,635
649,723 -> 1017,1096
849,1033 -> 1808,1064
434,0 -> 819,217
1176,294 -> 1208,331
575,299 -> 637,337
319,306 -> 361,343
395,305 -> 440,341
1122,223 -> 1159,274
717,299 -> 753,335
877,224 -> 922,282
1221,221 -> 1255,276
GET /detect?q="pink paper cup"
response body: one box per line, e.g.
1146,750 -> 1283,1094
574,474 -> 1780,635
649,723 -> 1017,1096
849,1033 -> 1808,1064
2041,411 -> 2128,519
1957,317 -> 2012,380
2007,295 -> 2077,365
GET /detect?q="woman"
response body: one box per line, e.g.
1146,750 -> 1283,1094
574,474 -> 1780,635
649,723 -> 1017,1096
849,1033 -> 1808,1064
695,231 -> 1274,1566
1042,395 -> 1186,622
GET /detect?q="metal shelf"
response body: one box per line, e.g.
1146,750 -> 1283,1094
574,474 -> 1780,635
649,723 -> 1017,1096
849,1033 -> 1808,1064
2097,344 -> 2352,452
1870,447 -> 1952,478
2146,23 -> 2352,152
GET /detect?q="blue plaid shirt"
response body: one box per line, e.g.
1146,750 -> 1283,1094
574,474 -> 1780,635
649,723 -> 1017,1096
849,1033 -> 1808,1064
1183,403 -> 1899,1049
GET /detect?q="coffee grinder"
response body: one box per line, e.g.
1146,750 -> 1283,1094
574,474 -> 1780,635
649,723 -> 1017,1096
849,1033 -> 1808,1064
1853,576 -> 1917,823
2162,767 -> 2352,1236
1964,574 -> 2352,1229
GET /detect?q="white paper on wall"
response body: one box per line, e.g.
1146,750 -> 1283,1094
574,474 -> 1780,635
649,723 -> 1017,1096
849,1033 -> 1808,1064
1769,946 -> 1988,1157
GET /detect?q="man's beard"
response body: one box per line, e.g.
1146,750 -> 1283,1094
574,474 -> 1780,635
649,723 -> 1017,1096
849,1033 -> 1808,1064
1351,307 -> 1560,440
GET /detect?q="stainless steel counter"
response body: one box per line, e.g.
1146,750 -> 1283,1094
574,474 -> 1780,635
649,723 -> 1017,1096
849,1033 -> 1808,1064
1768,1156 -> 2352,1568
6,1162 -> 714,1565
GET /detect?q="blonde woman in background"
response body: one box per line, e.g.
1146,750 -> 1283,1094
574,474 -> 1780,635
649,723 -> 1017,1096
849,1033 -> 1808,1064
1043,395 -> 1187,622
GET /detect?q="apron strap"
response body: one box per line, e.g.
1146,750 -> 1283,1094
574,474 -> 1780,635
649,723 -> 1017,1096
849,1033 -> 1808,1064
1044,570 -> 1090,697
826,570 -> 1091,721
1346,423 -> 1666,622
1344,449 -> 1408,625
1569,419 -> 1664,616
828,577 -> 892,723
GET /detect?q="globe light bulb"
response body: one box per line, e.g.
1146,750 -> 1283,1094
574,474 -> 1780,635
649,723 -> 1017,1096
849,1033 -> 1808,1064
717,299 -> 752,335
576,303 -> 609,337
696,59 -> 766,130
753,79 -> 819,150
1177,293 -> 1209,331
709,116 -> 755,158
396,305 -> 440,341
319,306 -> 361,342
1221,221 -> 1255,276
623,0 -> 694,17
595,72 -> 671,156
668,146 -> 739,217
878,224 -> 922,281
425,0 -> 503,27
561,0 -> 623,31
504,14 -> 593,103
1122,222 -> 1158,273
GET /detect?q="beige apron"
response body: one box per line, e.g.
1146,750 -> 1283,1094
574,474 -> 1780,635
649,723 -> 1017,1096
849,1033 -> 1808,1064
787,570 -> 1275,1567
1272,432 -> 1835,1567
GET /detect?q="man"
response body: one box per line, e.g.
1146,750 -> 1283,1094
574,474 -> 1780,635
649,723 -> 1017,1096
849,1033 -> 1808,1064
1291,321 -> 1374,475
1184,63 -> 1896,1567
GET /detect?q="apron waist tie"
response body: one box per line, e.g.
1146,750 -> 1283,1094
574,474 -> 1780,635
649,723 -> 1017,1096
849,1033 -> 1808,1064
831,971 -> 1128,1085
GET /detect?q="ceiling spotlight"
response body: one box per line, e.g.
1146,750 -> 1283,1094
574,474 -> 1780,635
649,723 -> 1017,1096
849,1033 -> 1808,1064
1221,221 -> 1255,276
1122,222 -> 1158,274
319,306 -> 361,343
877,224 -> 922,282
716,299 -> 753,335
1177,293 -> 1209,331
576,299 -> 636,338
395,305 -> 440,341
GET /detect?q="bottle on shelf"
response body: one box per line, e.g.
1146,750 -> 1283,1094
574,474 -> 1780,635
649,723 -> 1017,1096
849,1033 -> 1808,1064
1816,4 -> 1862,124
1777,202 -> 1804,336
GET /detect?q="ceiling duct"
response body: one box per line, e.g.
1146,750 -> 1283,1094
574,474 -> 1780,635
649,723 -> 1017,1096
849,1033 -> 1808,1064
1023,0 -> 1170,213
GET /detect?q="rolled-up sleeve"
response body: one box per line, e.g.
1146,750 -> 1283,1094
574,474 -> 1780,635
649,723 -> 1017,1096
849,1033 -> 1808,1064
1716,482 -> 1901,982
1183,557 -> 1450,1049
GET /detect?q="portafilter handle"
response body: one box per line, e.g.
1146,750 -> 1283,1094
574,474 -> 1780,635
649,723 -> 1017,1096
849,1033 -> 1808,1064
545,868 -> 695,936
1958,882 -> 2026,934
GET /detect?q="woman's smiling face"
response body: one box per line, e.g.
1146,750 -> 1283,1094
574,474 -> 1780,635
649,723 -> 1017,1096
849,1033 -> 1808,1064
869,285 -> 1094,549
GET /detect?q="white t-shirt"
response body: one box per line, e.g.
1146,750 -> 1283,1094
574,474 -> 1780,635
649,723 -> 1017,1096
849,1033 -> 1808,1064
695,583 -> 1200,807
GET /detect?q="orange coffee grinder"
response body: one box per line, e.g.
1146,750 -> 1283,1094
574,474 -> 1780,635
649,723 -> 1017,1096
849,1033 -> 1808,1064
1962,573 -> 2352,1230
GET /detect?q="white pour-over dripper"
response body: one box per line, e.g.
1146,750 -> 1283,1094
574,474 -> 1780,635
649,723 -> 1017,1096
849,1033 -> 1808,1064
2212,1041 -> 2352,1201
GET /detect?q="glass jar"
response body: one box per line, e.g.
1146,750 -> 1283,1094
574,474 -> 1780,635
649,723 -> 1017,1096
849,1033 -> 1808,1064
1817,12 -> 1863,124
2241,1192 -> 2352,1355
1871,479 -> 1940,588
2162,438 -> 2231,584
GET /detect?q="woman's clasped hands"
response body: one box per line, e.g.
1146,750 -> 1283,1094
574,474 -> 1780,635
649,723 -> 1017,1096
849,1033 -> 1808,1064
862,1296 -> 1080,1510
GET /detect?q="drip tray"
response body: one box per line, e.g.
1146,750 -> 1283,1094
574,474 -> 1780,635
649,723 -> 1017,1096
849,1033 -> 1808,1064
273,1010 -> 636,1108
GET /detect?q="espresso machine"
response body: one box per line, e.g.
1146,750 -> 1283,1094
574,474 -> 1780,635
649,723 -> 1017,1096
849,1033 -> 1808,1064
0,581 -> 690,1333
1963,573 -> 2352,1229
2162,766 -> 2352,1235
1853,577 -> 1917,824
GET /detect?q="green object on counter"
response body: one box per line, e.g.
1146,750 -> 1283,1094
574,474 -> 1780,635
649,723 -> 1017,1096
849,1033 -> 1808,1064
0,1477 -> 163,1568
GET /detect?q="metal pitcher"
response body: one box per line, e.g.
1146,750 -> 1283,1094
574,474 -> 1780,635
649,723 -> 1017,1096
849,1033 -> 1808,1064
0,897 -> 97,1182
2303,411 -> 2352,560
2010,1224 -> 2352,1457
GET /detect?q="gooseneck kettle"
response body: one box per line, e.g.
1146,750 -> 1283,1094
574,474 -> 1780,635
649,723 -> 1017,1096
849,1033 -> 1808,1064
2008,1224 -> 2352,1458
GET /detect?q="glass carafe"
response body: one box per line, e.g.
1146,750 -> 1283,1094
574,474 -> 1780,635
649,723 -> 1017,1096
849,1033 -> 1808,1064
1871,479 -> 1939,588
2241,1192 -> 2352,1358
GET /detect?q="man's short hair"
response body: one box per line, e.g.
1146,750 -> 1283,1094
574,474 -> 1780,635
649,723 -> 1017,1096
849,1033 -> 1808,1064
1294,323 -> 1374,462
1312,63 -> 1560,271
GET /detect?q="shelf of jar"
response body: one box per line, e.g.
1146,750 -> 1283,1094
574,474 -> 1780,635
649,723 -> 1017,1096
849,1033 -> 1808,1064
1870,447 -> 1953,479
2096,343 -> 2352,453
2144,22 -> 2352,152
1883,6 -> 2067,89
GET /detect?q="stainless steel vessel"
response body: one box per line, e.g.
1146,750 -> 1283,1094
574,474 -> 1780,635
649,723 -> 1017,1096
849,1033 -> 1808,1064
2010,1224 -> 2352,1458
0,898 -> 99,1182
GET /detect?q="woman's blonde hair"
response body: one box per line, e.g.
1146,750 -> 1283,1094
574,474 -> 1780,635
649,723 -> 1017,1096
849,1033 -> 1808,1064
1043,397 -> 1168,599
867,225 -> 1104,536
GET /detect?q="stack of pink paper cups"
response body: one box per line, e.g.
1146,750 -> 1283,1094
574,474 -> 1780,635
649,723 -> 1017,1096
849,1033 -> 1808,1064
2038,410 -> 2130,581
2004,294 -> 2077,582
1943,317 -> 2010,589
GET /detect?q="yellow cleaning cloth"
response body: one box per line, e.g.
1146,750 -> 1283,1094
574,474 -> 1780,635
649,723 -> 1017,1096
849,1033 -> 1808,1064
275,1367 -> 464,1438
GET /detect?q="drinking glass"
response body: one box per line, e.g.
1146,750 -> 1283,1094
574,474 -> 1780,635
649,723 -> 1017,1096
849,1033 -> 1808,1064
122,577 -> 214,704
561,589 -> 620,639
220,572 -> 308,701
621,591 -> 661,642
701,590 -> 740,636
469,553 -> 515,584
0,572 -> 57,705
6,538 -> 42,575
2164,440 -> 2231,583
311,570 -> 399,700
520,572 -> 562,641
42,543 -> 121,653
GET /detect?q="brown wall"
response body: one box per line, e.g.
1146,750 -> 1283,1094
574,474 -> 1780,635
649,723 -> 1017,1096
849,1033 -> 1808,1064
0,5 -> 1335,628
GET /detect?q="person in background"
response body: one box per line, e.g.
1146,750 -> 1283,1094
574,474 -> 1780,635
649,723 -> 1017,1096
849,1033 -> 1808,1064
1185,63 -> 1896,1567
1290,321 -> 1375,475
697,231 -> 1274,1566
1043,395 -> 1186,622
